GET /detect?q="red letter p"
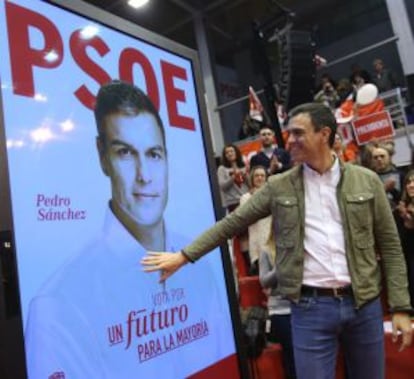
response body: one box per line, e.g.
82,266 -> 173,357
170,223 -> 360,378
5,2 -> 63,97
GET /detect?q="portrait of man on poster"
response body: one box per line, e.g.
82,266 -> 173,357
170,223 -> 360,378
24,80 -> 231,379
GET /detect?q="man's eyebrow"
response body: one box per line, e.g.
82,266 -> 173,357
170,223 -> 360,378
287,126 -> 305,132
147,145 -> 166,152
110,140 -> 166,153
110,139 -> 133,149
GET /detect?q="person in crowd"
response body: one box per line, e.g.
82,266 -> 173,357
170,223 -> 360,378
259,225 -> 296,379
240,113 -> 265,139
396,169 -> 414,307
217,144 -> 249,213
313,79 -> 340,111
332,133 -> 356,163
372,58 -> 399,93
240,166 -> 271,275
217,144 -> 250,265
143,102 -> 412,379
315,73 -> 337,93
335,78 -> 353,107
358,141 -> 376,169
249,126 -> 291,176
25,80 -> 230,378
371,144 -> 403,210
349,63 -> 372,89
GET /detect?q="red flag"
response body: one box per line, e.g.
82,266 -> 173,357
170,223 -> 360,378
249,86 -> 263,122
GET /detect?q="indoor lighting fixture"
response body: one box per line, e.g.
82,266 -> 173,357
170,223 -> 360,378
128,0 -> 149,9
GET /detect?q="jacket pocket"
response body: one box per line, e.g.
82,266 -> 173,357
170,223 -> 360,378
273,197 -> 298,268
345,192 -> 374,231
275,239 -> 295,266
274,196 -> 299,229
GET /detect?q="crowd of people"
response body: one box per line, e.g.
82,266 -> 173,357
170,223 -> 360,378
313,57 -> 399,113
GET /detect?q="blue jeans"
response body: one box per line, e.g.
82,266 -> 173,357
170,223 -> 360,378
291,295 -> 384,379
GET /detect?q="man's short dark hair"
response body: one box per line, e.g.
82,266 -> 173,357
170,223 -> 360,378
94,80 -> 165,146
288,102 -> 337,147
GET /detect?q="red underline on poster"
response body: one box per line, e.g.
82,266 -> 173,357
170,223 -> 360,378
138,332 -> 210,363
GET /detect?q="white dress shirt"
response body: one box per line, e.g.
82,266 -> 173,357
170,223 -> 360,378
302,156 -> 351,288
25,207 -> 233,379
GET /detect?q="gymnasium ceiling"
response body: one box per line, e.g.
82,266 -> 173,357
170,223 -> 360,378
81,0 -> 345,66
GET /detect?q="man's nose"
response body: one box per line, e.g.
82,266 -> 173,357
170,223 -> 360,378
136,158 -> 151,184
287,133 -> 295,145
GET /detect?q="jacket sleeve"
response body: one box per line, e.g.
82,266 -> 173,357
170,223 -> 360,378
183,181 -> 274,261
239,192 -> 250,206
372,173 -> 412,312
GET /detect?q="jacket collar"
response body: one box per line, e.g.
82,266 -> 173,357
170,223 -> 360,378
289,155 -> 347,190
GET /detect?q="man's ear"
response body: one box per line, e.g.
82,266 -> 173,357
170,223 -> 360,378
96,136 -> 109,176
322,127 -> 332,145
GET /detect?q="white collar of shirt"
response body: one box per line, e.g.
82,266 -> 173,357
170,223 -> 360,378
303,154 -> 340,183
262,145 -> 275,158
102,206 -> 179,262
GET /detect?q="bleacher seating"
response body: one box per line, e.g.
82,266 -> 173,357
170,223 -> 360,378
232,237 -> 287,378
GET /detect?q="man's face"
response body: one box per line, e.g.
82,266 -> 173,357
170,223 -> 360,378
372,147 -> 391,173
252,168 -> 266,188
259,128 -> 275,148
286,113 -> 329,165
98,112 -> 168,228
374,61 -> 383,73
323,82 -> 334,93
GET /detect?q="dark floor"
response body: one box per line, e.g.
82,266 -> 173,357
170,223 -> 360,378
0,313 -> 27,378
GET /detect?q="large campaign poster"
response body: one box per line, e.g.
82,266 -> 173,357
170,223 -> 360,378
0,0 -> 243,378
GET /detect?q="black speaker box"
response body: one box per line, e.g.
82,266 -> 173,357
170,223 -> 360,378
278,30 -> 316,110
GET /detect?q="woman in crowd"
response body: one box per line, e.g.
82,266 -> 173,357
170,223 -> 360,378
240,165 -> 271,275
259,225 -> 296,379
217,144 -> 249,277
396,169 -> 414,306
217,144 -> 249,213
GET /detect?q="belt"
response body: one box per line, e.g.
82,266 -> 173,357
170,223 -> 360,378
301,285 -> 353,298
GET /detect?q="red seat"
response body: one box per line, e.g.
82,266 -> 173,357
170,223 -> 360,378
232,237 -> 249,277
250,343 -> 285,379
238,276 -> 267,308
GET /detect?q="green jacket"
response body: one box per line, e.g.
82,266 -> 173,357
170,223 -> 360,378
184,163 -> 411,311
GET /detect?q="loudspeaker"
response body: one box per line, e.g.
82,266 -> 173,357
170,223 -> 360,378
278,30 -> 315,110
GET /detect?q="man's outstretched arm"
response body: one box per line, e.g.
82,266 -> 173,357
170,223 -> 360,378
142,179 -> 273,280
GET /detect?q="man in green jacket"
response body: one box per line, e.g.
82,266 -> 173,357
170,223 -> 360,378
142,102 -> 412,379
